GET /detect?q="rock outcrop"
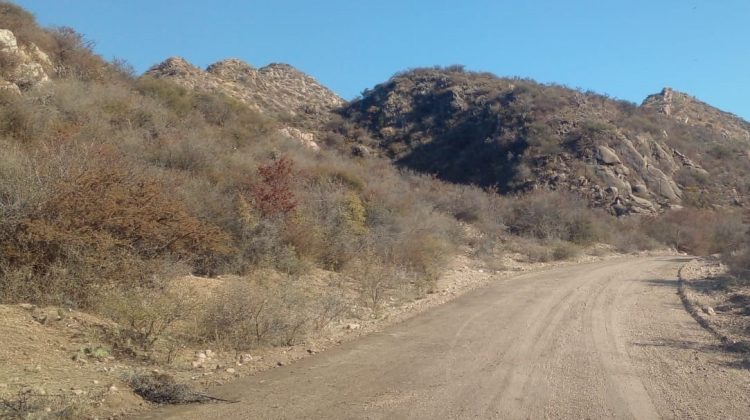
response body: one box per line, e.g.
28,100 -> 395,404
643,87 -> 750,141
0,28 -> 51,93
146,57 -> 343,149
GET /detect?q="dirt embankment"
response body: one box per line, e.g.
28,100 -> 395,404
678,258 -> 750,355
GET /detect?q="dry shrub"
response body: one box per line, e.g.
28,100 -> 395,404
0,154 -> 233,306
393,227 -> 454,292
512,238 -> 553,263
49,26 -> 108,81
0,90 -> 54,142
508,190 -> 605,245
285,180 -> 368,270
551,241 -> 581,261
124,372 -> 207,404
98,267 -> 196,356
0,387 -> 91,419
643,208 -> 744,255
200,275 -> 333,349
610,218 -> 661,252
233,217 -> 305,275
344,253 -> 405,312
22,161 -> 231,268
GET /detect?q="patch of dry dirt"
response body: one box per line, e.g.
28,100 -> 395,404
0,305 -> 146,418
679,257 -> 750,355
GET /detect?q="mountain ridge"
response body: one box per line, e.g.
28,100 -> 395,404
337,67 -> 749,214
146,56 -> 343,127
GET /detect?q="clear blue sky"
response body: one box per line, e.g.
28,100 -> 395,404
11,0 -> 750,120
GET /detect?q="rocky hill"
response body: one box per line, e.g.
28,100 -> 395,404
339,67 -> 750,215
146,57 -> 343,149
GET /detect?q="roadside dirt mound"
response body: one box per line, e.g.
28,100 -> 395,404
0,304 -> 145,418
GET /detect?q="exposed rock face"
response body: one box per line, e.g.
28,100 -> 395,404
0,28 -> 51,93
341,68 -> 747,215
278,126 -> 320,151
643,87 -> 750,141
146,57 -> 343,149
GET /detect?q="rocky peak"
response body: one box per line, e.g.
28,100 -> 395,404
146,56 -> 201,78
642,87 -> 750,141
146,56 -> 343,151
643,87 -> 674,116
146,56 -> 342,123
206,58 -> 255,79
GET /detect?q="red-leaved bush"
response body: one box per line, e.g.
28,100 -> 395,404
250,156 -> 297,218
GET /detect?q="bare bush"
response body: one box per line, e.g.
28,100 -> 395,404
507,190 -> 605,245
643,208 -> 744,255
98,269 -> 196,356
199,275 -> 329,349
345,253 -> 403,312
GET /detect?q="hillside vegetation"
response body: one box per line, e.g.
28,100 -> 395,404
1,3 -> 750,415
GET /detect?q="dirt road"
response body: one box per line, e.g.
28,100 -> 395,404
138,256 -> 750,419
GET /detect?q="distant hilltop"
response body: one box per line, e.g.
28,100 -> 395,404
146,56 -> 343,128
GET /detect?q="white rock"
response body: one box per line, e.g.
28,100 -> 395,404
0,29 -> 18,53
225,368 -> 236,374
239,354 -> 254,364
346,323 -> 361,330
278,126 -> 320,151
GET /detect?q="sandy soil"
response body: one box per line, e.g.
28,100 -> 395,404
135,256 -> 750,419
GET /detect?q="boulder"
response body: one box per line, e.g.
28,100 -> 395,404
595,166 -> 632,195
632,184 -> 649,196
643,166 -> 681,202
0,29 -> 19,53
628,194 -> 657,213
0,29 -> 50,90
596,145 -> 621,165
